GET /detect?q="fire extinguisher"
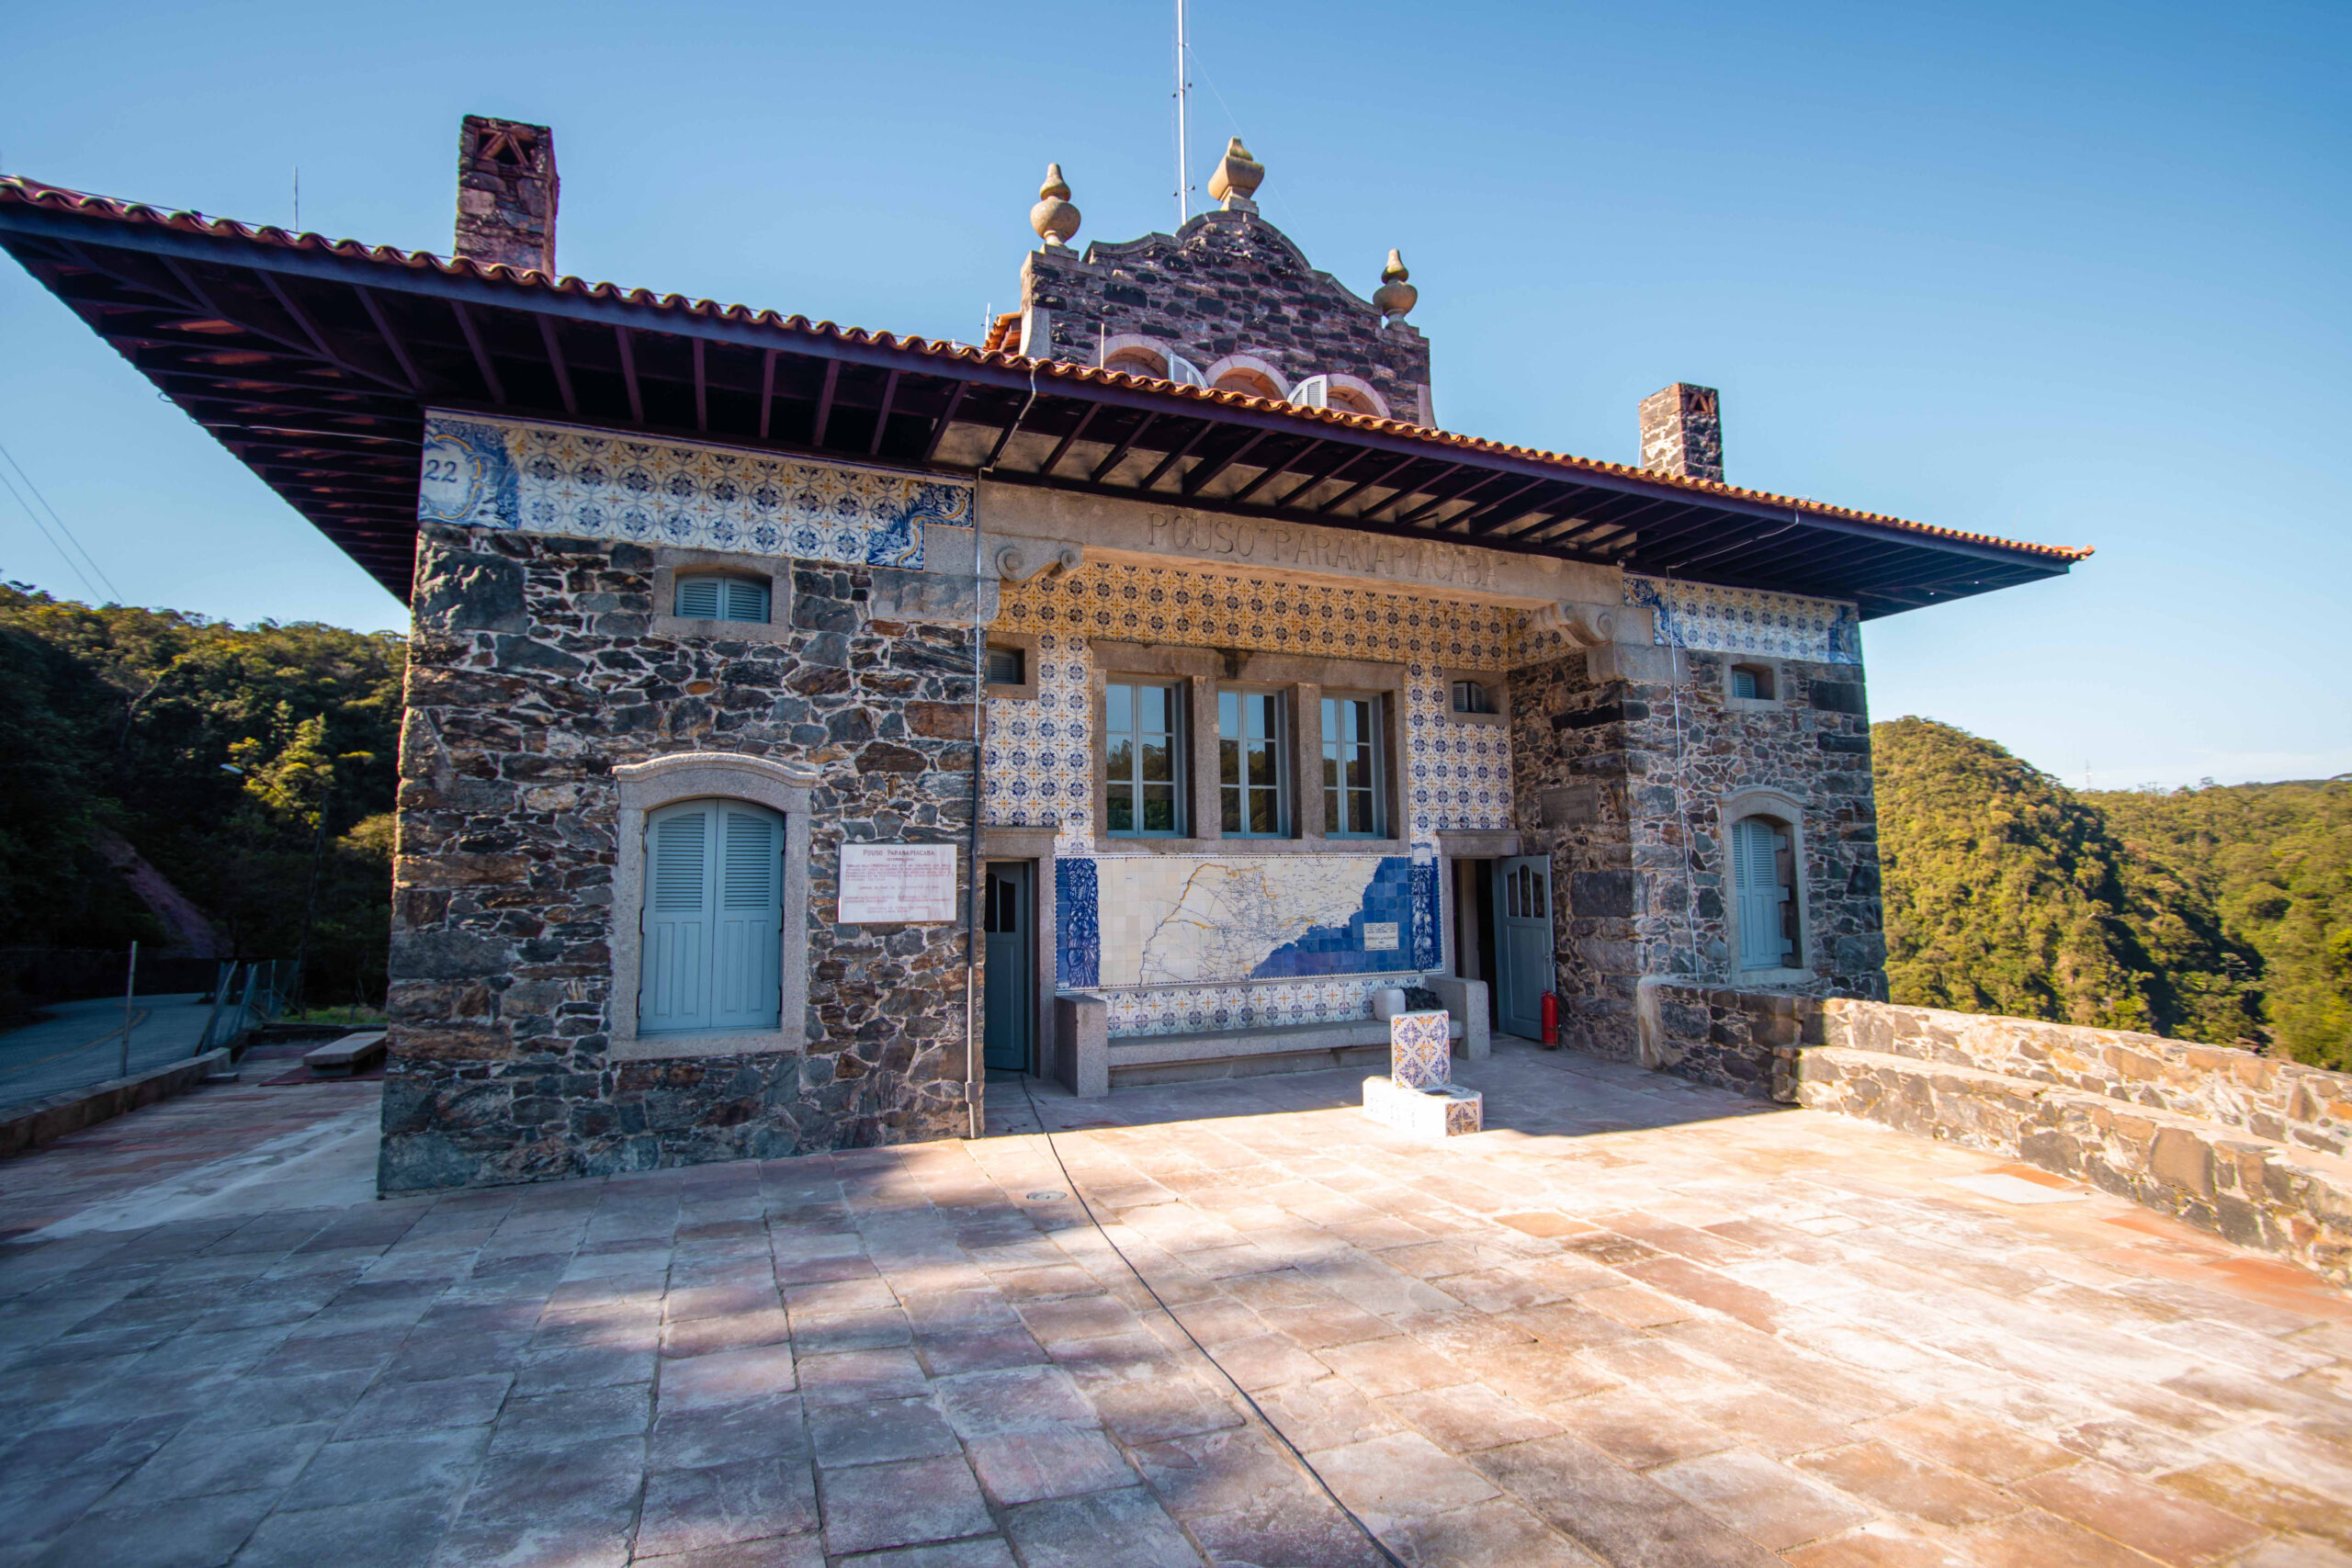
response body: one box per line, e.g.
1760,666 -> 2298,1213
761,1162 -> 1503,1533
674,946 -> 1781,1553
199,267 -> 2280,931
1541,991 -> 1559,1049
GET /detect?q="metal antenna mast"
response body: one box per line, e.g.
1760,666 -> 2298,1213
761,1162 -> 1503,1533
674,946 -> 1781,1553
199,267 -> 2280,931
1174,0 -> 1191,227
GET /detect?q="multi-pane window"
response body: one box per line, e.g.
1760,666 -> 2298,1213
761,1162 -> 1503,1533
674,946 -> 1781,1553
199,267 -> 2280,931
1105,682 -> 1183,836
1451,680 -> 1496,716
1218,689 -> 1286,836
674,574 -> 770,623
1321,694 -> 1383,837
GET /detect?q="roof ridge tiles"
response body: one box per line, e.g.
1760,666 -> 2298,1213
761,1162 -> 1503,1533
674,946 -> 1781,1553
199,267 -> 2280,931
0,174 -> 2089,565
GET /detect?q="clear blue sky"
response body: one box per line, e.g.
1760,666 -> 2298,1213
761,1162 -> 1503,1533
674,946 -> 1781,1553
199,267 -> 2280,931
3,1 -> 2345,788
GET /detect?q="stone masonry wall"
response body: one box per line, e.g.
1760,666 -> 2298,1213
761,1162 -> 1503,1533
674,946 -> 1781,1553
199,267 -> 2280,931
1817,998 -> 2352,1159
1507,645 -> 1887,1057
384,523 -> 978,1192
1023,211 -> 1430,423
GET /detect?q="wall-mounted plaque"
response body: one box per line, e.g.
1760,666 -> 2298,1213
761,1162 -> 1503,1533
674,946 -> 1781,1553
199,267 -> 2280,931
838,844 -> 958,923
1362,921 -> 1401,952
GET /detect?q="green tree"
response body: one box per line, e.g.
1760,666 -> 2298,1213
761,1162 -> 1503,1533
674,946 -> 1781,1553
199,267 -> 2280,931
1871,717 -> 2257,1040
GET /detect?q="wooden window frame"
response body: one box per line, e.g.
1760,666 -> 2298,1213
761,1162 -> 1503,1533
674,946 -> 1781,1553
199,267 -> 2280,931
1320,690 -> 1389,840
1216,686 -> 1290,838
1101,678 -> 1190,839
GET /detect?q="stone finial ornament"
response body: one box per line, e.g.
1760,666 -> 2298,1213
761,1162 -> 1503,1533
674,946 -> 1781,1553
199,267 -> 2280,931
1373,250 -> 1418,321
1030,164 -> 1080,248
1207,138 -> 1264,209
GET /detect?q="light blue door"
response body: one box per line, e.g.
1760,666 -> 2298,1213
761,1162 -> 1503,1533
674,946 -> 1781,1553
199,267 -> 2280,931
1493,855 -> 1552,1040
642,800 -> 782,1033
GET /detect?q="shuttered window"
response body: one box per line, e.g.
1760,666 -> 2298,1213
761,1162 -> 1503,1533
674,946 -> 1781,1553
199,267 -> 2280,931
1733,816 -> 1796,970
640,799 -> 784,1033
674,574 -> 771,624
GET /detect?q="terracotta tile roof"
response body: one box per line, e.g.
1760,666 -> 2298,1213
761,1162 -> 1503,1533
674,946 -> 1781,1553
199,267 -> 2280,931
0,175 -> 2090,565
980,310 -> 1021,355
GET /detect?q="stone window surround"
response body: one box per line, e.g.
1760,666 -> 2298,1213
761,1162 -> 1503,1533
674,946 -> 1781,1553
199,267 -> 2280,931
1724,656 -> 1785,711
983,630 -> 1041,701
650,547 -> 796,645
1717,785 -> 1813,987
610,751 -> 814,1060
1440,667 -> 1510,728
1086,642 -> 1408,854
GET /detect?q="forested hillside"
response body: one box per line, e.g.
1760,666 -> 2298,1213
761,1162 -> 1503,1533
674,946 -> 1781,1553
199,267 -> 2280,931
0,583 -> 403,1010
1874,717 -> 2350,1070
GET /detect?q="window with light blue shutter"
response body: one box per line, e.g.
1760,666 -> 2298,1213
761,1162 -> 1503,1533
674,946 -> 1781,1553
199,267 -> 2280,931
640,799 -> 783,1033
1733,816 -> 1795,970
674,574 -> 770,624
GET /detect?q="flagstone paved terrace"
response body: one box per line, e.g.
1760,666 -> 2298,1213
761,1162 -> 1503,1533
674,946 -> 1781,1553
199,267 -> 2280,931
1,1043 -> 2348,1567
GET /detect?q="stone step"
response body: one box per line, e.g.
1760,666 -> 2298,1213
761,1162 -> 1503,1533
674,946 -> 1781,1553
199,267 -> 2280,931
1792,1044 -> 2352,1285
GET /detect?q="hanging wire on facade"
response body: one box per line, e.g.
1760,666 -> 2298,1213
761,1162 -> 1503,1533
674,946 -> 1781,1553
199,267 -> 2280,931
0,438 -> 121,601
1015,1075 -> 1412,1568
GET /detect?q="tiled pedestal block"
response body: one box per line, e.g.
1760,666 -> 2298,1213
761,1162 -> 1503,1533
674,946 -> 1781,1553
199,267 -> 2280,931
1390,1010 -> 1452,1089
1363,1075 -> 1484,1137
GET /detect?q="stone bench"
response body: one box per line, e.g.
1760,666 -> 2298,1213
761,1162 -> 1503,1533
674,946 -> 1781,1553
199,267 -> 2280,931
1791,1043 -> 2352,1286
303,1031 -> 388,1078
1053,976 -> 1488,1100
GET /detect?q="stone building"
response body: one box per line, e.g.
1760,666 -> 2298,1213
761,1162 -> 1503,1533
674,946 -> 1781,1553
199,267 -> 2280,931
0,118 -> 2087,1190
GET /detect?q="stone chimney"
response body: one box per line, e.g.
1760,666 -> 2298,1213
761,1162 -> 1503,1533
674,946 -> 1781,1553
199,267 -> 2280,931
1638,382 -> 1724,483
454,115 -> 559,274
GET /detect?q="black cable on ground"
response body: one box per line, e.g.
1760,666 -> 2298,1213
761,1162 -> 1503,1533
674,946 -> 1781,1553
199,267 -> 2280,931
1014,1073 -> 1409,1568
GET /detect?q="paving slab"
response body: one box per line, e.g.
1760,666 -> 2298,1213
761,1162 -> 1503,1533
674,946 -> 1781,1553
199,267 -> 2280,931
0,1044 -> 2347,1563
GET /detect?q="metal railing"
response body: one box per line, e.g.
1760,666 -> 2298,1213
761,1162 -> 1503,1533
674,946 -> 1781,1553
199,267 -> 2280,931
196,959 -> 295,1055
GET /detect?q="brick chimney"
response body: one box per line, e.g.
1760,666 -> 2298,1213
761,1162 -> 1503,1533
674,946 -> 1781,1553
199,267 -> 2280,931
454,115 -> 558,274
1638,382 -> 1724,483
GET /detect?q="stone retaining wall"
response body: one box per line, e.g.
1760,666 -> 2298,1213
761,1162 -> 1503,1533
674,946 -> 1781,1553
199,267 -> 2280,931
0,1048 -> 230,1159
1626,986 -> 2352,1283
1815,998 -> 2352,1158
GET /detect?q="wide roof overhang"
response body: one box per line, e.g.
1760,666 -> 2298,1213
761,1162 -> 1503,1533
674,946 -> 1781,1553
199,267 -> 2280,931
0,177 -> 2088,614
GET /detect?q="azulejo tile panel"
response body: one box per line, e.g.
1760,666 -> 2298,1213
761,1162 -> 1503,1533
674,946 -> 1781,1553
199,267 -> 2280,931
1623,573 -> 1861,665
988,564 -> 1515,846
1105,977 -> 1410,1039
415,411 -> 970,567
1389,1010 -> 1453,1089
981,631 -> 1095,852
1055,858 -> 1100,990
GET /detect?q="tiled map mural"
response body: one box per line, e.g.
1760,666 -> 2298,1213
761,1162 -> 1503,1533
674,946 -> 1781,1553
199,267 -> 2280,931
1623,574 -> 1861,665
415,411 -> 971,567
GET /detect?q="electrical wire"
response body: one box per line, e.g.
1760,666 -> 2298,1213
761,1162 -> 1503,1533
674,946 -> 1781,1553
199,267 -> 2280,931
1014,1073 -> 1411,1568
0,439 -> 120,606
0,465 -> 101,600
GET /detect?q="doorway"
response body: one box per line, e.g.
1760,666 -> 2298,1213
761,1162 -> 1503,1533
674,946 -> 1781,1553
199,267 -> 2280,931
1453,858 -> 1500,1032
1493,854 -> 1553,1041
982,862 -> 1034,1073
